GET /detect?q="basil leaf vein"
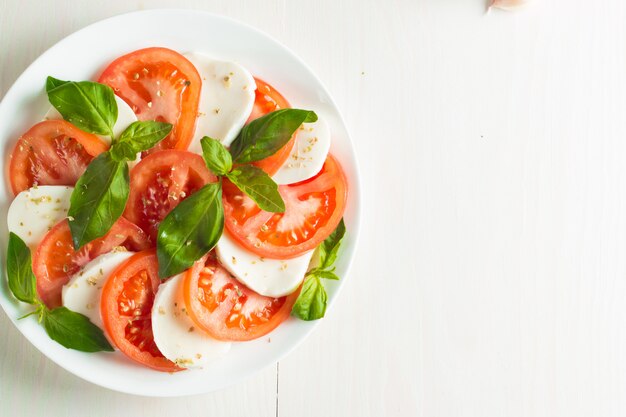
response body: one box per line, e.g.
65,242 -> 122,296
157,182 -> 224,278
46,77 -> 69,90
310,269 -> 340,281
230,109 -> 317,163
6,232 -> 38,304
42,307 -> 114,352
110,121 -> 172,161
68,153 -> 129,250
226,165 -> 285,213
46,76 -> 117,138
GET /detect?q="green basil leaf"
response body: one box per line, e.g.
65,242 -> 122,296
230,109 -> 317,163
109,121 -> 172,161
319,218 -> 346,269
157,182 -> 224,278
200,136 -> 232,176
68,153 -> 129,249
292,220 -> 345,321
311,269 -> 340,281
6,232 -> 38,304
291,275 -> 327,321
42,307 -> 114,352
46,76 -> 117,137
46,77 -> 69,90
226,165 -> 285,213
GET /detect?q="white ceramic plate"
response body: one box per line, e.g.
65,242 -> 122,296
0,10 -> 361,397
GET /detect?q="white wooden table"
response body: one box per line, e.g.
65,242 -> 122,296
3,0 -> 626,416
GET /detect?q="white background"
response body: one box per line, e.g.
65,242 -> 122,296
2,0 -> 626,416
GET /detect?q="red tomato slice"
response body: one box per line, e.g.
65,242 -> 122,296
98,47 -> 201,152
183,254 -> 298,341
123,150 -> 216,240
223,154 -> 348,259
247,78 -> 295,175
33,217 -> 150,308
247,78 -> 291,123
101,250 -> 180,372
9,120 -> 108,194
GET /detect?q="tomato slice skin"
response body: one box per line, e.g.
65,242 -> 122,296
101,250 -> 181,372
183,254 -> 299,341
223,154 -> 348,259
98,47 -> 201,153
246,78 -> 291,123
33,217 -> 150,309
247,78 -> 295,175
123,150 -> 216,240
9,120 -> 108,194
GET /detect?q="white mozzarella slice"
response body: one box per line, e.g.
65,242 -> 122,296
216,231 -> 313,298
44,95 -> 137,145
62,250 -> 134,329
184,52 -> 256,152
151,274 -> 231,369
7,185 -> 73,249
272,118 -> 331,185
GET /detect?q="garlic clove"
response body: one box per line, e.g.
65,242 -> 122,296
490,0 -> 530,11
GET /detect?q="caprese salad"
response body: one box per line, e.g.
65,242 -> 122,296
5,47 -> 349,371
